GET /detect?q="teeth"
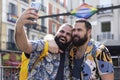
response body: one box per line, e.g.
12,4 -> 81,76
61,38 -> 65,41
60,37 -> 65,40
60,38 -> 66,43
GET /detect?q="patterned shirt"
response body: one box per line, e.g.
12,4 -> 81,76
27,40 -> 70,80
69,39 -> 114,80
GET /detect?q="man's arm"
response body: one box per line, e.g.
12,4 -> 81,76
15,8 -> 59,54
96,45 -> 114,80
14,8 -> 39,53
101,73 -> 114,80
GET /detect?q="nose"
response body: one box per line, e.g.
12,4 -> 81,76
62,32 -> 67,37
73,30 -> 78,35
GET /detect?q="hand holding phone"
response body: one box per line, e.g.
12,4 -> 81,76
30,2 -> 41,13
29,2 -> 41,21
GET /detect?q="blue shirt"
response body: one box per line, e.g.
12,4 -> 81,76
27,40 -> 70,80
70,39 -> 114,80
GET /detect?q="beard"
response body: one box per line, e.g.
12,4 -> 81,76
54,36 -> 71,51
72,33 -> 88,47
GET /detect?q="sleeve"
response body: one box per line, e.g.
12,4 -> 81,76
30,39 -> 45,58
28,40 -> 45,72
96,45 -> 114,75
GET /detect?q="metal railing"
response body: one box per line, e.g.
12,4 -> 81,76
114,66 -> 120,80
0,66 -> 19,80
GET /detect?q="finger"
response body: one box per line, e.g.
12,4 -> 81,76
59,49 -> 63,53
29,10 -> 39,16
28,14 -> 38,20
26,7 -> 37,12
48,47 -> 59,54
25,20 -> 37,24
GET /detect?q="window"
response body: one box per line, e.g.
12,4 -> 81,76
101,21 -> 111,32
60,0 -> 64,6
31,35 -> 36,40
100,0 -> 111,5
52,23 -> 57,35
31,0 -> 35,2
41,0 -> 44,4
22,8 -> 25,13
7,29 -> 17,50
9,3 -> 17,15
21,0 -> 29,3
8,29 -> 14,43
52,6 -> 56,14
59,16 -> 64,23
98,0 -> 112,14
112,56 -> 120,66
41,18 -> 45,26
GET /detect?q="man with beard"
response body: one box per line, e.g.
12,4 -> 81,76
69,19 -> 114,80
14,8 -> 72,80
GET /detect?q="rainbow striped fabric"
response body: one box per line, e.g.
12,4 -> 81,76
71,3 -> 98,19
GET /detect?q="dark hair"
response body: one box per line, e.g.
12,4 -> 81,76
74,19 -> 92,30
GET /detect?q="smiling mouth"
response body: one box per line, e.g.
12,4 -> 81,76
60,38 -> 66,43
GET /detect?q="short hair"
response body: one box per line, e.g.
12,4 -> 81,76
74,19 -> 92,30
57,23 -> 73,32
61,23 -> 73,28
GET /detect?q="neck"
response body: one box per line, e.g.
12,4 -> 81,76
75,39 -> 90,59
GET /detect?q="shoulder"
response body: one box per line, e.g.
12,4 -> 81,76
95,44 -> 112,64
91,39 -> 112,63
30,39 -> 45,51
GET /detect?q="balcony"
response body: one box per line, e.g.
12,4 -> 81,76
97,32 -> 114,41
30,24 -> 47,33
59,2 -> 64,7
53,0 -> 57,3
40,25 -> 47,33
59,18 -> 65,24
7,13 -> 18,23
97,4 -> 113,14
20,0 -> 29,4
6,42 -> 18,51
40,4 -> 46,13
52,17 -> 59,21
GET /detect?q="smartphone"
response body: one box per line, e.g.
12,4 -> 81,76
30,2 -> 41,13
29,2 -> 41,21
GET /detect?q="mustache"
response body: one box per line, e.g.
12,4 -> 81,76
72,35 -> 80,39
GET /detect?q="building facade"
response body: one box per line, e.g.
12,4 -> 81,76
0,0 -> 68,79
1,0 -> 120,79
84,0 -> 120,79
0,0 -> 68,64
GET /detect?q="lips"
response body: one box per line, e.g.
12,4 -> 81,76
73,37 -> 79,41
59,37 -> 66,43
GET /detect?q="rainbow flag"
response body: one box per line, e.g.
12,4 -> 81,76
71,3 -> 98,19
11,14 -> 18,22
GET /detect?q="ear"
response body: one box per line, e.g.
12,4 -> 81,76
88,29 -> 91,37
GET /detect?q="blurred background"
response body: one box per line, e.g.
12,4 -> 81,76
0,0 -> 120,80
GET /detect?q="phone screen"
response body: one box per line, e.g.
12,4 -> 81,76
29,2 -> 41,21
30,2 -> 41,13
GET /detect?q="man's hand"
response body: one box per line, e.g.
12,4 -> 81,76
101,73 -> 114,80
16,8 -> 39,27
15,8 -> 39,53
45,37 -> 63,53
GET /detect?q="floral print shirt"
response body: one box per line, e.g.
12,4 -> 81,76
69,39 -> 114,80
27,40 -> 70,80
